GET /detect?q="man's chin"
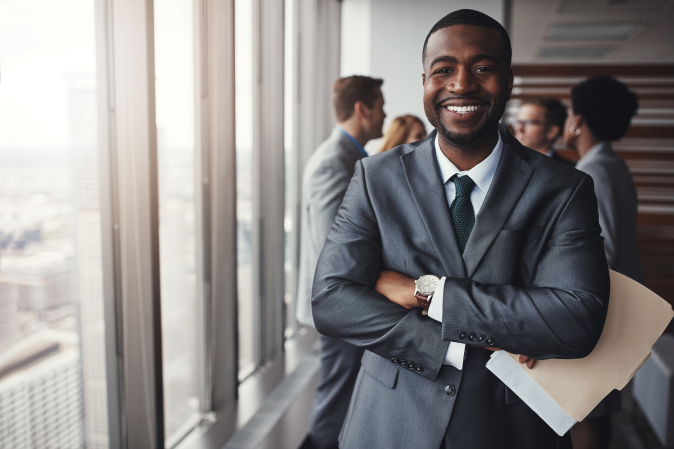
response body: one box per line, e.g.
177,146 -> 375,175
439,125 -> 489,147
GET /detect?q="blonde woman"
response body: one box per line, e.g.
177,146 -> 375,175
378,114 -> 427,153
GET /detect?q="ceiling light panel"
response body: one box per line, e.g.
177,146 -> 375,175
537,46 -> 614,59
558,0 -> 670,14
546,22 -> 646,41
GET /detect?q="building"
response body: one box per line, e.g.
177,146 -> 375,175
0,330 -> 84,449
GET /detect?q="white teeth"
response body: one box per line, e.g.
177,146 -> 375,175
445,105 -> 482,114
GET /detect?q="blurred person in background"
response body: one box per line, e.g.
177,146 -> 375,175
297,75 -> 386,449
514,97 -> 574,166
378,114 -> 427,152
564,76 -> 644,449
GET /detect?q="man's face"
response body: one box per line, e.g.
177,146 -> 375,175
514,104 -> 551,152
422,25 -> 513,147
363,89 -> 386,140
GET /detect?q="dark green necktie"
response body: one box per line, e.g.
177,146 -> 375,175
449,174 -> 476,254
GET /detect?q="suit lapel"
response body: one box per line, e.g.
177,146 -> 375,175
401,133 -> 467,279
462,129 -> 534,278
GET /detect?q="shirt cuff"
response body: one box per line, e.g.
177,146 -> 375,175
427,276 -> 466,370
427,277 -> 445,322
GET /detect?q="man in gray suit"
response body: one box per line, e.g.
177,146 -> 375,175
311,10 -> 609,448
563,76 -> 643,449
297,75 -> 386,449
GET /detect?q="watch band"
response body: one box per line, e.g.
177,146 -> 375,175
415,292 -> 433,310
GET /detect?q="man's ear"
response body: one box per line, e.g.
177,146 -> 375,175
547,124 -> 561,141
353,100 -> 367,120
505,67 -> 514,101
422,73 -> 427,87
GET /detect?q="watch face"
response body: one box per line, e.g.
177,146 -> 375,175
417,275 -> 440,295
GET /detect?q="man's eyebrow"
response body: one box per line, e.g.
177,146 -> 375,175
470,54 -> 500,65
429,55 -> 458,68
428,53 -> 500,69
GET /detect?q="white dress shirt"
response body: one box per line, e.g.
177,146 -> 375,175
427,133 -> 503,369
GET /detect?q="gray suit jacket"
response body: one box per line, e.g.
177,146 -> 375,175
312,126 -> 610,448
296,127 -> 366,327
576,142 -> 644,283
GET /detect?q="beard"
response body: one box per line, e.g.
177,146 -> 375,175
425,99 -> 502,147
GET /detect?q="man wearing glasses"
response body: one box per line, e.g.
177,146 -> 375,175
514,98 -> 575,166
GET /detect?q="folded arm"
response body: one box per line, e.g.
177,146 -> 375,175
438,174 -> 609,360
312,163 -> 609,381
312,161 -> 450,381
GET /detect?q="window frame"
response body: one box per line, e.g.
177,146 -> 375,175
93,0 -> 341,447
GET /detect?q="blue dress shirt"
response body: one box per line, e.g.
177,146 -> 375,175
337,126 -> 368,158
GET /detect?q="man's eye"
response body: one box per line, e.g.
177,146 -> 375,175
435,68 -> 451,75
475,67 -> 492,73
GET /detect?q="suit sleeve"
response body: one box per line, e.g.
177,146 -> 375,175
441,174 -> 610,359
312,161 -> 450,381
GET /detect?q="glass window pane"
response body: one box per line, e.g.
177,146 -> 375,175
0,1 -> 108,447
235,0 -> 256,380
154,0 -> 200,444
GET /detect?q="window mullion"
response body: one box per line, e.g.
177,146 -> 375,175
253,0 -> 286,364
97,0 -> 165,447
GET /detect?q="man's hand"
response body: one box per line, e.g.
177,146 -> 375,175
374,270 -> 417,309
469,346 -> 537,369
519,355 -> 536,369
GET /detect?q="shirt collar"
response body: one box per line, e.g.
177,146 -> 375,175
545,149 -> 554,158
434,132 -> 503,194
337,126 -> 368,158
584,141 -> 611,159
577,141 -> 611,169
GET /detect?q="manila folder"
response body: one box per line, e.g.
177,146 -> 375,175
486,270 -> 674,435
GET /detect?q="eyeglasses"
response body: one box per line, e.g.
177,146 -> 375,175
515,120 -> 547,128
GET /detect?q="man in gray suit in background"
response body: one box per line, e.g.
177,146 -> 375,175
297,75 -> 386,449
312,10 -> 609,448
563,76 -> 643,449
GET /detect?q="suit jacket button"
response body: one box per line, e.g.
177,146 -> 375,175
477,334 -> 486,343
416,365 -> 424,373
459,331 -> 468,340
391,358 -> 399,365
408,362 -> 416,370
400,360 -> 408,368
445,385 -> 456,396
468,333 -> 477,342
485,337 -> 494,345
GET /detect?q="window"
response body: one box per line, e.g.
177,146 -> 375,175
235,0 -> 256,379
154,0 -> 201,445
0,1 -> 108,447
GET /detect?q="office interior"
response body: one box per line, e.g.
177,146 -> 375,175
0,0 -> 672,448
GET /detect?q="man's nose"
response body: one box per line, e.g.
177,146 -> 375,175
447,67 -> 478,95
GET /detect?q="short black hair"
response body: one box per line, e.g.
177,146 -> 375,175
422,9 -> 512,70
571,76 -> 638,141
521,97 -> 568,138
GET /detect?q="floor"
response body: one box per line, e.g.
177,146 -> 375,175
610,385 -> 664,449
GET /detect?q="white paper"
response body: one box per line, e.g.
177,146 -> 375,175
486,350 -> 577,436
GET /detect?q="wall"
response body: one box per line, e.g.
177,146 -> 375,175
341,0 -> 505,152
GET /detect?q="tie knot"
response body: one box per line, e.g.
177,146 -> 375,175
451,174 -> 475,197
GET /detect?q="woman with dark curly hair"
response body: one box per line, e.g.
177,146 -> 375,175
564,76 -> 644,449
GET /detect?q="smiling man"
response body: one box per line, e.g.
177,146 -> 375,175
311,9 -> 609,449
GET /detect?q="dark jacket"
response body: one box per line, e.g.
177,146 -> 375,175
312,125 -> 609,449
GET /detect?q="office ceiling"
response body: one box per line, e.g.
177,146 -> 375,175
510,0 -> 674,63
